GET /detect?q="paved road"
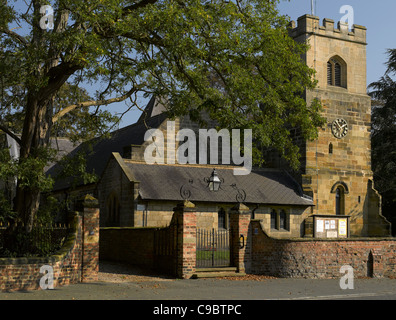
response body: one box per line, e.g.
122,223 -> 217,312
1,276 -> 395,319
1,277 -> 396,300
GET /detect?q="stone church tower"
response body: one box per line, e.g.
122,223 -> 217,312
289,15 -> 390,236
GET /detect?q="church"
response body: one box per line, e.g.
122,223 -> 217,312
47,14 -> 391,238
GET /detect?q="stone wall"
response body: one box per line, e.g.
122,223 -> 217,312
97,154 -> 135,227
253,206 -> 312,238
288,15 -> 391,237
290,15 -> 367,95
131,194 -> 243,230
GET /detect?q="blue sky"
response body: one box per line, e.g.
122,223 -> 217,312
10,1 -> 395,127
118,0 -> 396,127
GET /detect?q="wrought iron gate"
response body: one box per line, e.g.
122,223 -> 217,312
154,220 -> 178,275
196,228 -> 231,268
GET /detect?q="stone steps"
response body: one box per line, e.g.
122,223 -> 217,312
192,267 -> 246,279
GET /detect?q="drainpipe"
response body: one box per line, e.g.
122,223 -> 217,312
251,204 -> 259,220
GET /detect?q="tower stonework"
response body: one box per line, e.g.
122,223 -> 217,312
289,15 -> 391,236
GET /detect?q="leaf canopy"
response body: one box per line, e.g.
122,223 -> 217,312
1,0 -> 323,169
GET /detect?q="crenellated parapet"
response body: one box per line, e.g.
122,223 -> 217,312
289,14 -> 366,45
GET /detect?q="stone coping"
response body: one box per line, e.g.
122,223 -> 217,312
100,226 -> 166,230
251,219 -> 396,242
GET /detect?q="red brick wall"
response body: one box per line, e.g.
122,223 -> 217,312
99,201 -> 198,279
99,227 -> 157,268
0,214 -> 82,291
0,198 -> 100,291
230,204 -> 251,273
81,204 -> 100,282
175,201 -> 196,279
251,220 -> 396,278
99,216 -> 178,276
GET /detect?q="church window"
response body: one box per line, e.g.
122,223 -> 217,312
107,193 -> 120,226
327,57 -> 346,88
218,207 -> 227,229
270,209 -> 289,231
334,62 -> 342,86
329,143 -> 333,154
327,61 -> 333,85
335,187 -> 345,215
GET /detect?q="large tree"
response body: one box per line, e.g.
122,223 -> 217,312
0,0 -> 323,232
369,49 -> 396,232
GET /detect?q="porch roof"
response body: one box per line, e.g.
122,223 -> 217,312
124,161 -> 313,207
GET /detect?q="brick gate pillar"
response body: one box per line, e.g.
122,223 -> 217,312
174,200 -> 197,279
80,195 -> 100,282
229,203 -> 251,274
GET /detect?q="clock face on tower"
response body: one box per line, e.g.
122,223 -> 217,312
331,118 -> 348,139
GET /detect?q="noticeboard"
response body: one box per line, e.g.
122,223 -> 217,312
313,215 -> 349,239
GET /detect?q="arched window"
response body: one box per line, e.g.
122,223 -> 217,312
335,187 -> 345,215
218,207 -> 226,229
107,193 -> 120,226
327,61 -> 333,85
329,142 -> 333,154
331,182 -> 348,216
327,57 -> 346,88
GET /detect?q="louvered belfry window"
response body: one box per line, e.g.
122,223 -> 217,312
334,61 -> 341,86
327,57 -> 344,88
327,61 -> 333,85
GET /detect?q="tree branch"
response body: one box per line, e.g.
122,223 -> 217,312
0,27 -> 28,46
0,123 -> 22,145
122,0 -> 158,16
52,88 -> 136,123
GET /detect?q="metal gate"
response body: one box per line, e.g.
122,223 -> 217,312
196,228 -> 231,268
154,220 -> 178,275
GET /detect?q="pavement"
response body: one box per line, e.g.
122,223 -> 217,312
1,261 -> 396,320
1,275 -> 396,301
1,272 -> 395,319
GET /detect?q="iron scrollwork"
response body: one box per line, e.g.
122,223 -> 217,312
231,183 -> 246,203
180,179 -> 194,200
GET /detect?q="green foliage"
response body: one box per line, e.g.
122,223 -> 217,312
0,224 -> 67,257
53,144 -> 98,188
0,191 -> 15,223
0,194 -> 68,257
52,83 -> 119,142
18,149 -> 55,193
0,0 -> 325,228
0,145 -> 54,192
1,0 -> 323,169
368,49 -> 396,227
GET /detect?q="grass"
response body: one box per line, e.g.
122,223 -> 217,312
196,249 -> 230,262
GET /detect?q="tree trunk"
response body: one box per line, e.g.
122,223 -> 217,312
13,93 -> 54,233
9,3 -> 77,234
14,186 -> 40,233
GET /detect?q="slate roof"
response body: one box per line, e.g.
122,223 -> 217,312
3,134 -> 79,172
125,161 -> 313,206
47,94 -> 311,208
47,96 -> 168,191
46,138 -> 81,171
